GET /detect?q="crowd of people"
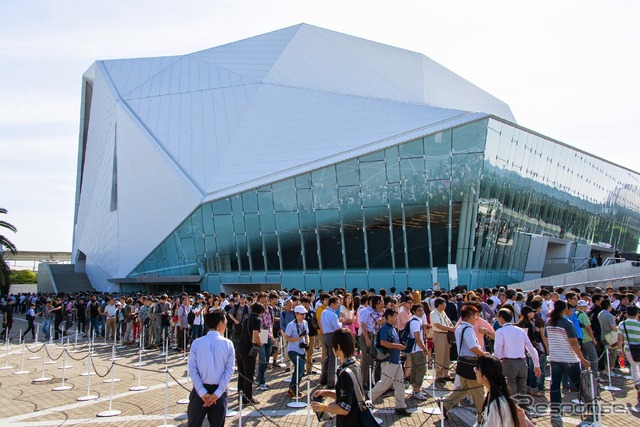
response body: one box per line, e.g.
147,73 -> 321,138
2,283 -> 640,427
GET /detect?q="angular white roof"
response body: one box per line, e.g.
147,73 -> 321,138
100,23 -> 514,200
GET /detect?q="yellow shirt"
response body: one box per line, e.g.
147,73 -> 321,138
316,304 -> 326,335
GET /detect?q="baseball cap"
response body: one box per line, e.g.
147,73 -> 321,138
294,305 -> 308,314
240,294 -> 247,298
577,300 -> 589,307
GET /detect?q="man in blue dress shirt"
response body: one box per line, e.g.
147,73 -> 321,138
188,309 -> 235,427
320,296 -> 342,388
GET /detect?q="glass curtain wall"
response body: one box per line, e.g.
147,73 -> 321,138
129,117 -> 640,292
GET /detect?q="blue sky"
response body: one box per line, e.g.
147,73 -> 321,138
1,0 -> 639,252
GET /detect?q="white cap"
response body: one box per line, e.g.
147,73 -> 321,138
577,300 -> 589,307
294,305 -> 308,314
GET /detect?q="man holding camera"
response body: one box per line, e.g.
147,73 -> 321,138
285,305 -> 310,397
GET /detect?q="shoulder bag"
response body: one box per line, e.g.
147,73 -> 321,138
623,322 -> 640,362
343,366 -> 381,427
455,326 -> 477,379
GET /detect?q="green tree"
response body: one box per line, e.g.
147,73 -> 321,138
9,269 -> 37,284
0,208 -> 17,296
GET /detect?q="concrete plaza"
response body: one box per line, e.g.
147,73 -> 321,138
1,322 -> 639,426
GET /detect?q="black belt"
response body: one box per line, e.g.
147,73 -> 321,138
501,357 -> 525,361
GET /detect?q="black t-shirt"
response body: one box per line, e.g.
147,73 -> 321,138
335,359 -> 362,426
3,305 -> 13,323
238,313 -> 261,354
75,302 -> 86,319
52,302 -> 63,320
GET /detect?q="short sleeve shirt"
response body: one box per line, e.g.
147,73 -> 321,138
409,316 -> 424,353
238,313 -> 261,354
545,316 -> 579,363
335,360 -> 361,426
577,311 -> 592,343
379,323 -> 401,364
598,310 -> 616,336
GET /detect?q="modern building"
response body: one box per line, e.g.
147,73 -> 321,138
72,24 -> 640,293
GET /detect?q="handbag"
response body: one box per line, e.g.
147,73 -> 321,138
447,331 -> 456,345
623,322 -> 640,362
603,330 -> 618,347
455,326 -> 477,380
343,366 -> 381,427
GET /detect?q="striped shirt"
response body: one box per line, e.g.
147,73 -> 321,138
545,317 -> 580,363
618,318 -> 640,353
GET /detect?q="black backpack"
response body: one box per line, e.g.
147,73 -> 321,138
187,305 -> 196,326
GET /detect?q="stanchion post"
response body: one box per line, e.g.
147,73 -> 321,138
239,392 -> 243,427
156,362 -> 177,427
15,338 -> 29,375
96,360 -> 121,417
77,340 -> 98,401
601,346 -> 621,392
0,329 -> 11,370
53,349 -> 72,391
32,343 -> 52,383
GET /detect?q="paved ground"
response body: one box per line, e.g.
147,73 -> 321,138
1,323 -> 639,426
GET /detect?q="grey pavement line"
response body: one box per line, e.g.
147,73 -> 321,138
4,409 -> 317,426
0,376 -> 191,423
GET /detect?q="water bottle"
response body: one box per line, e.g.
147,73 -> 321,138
619,355 -> 625,369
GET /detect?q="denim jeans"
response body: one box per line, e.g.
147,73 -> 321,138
89,317 -> 100,338
191,324 -> 203,341
550,361 -> 581,410
42,318 -> 53,339
536,352 -> 547,391
288,350 -> 306,391
257,337 -> 273,386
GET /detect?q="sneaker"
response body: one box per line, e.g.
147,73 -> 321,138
394,408 -> 412,417
258,384 -> 268,391
412,391 -> 427,401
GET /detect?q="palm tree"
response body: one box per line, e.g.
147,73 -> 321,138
0,208 -> 17,255
0,208 -> 17,295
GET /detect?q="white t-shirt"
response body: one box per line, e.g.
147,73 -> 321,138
409,315 -> 424,353
104,304 -> 117,319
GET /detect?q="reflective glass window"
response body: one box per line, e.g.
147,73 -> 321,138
273,178 -> 298,212
211,198 -> 231,215
399,137 -> 424,158
336,161 -> 360,186
404,203 -> 430,268
315,209 -> 343,269
312,166 -> 338,209
360,161 -> 388,207
364,206 -> 392,268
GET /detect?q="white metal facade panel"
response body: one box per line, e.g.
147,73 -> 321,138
264,24 -> 426,104
73,69 -> 121,287
115,103 -> 201,277
188,24 -> 302,80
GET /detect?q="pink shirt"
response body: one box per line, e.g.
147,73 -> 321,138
397,306 -> 411,330
455,317 -> 494,350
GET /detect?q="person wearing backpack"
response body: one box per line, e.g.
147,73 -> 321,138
369,308 -> 411,417
190,295 -> 205,341
617,304 -> 640,404
407,304 -> 429,400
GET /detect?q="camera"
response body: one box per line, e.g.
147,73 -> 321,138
299,341 -> 310,350
248,344 -> 261,358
